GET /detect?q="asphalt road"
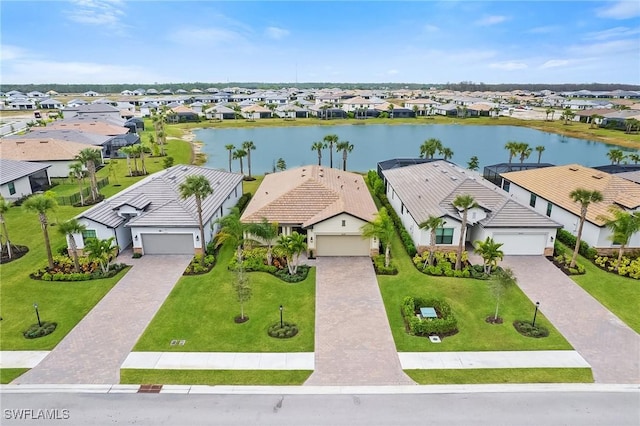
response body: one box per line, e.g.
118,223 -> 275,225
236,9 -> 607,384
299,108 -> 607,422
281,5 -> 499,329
1,391 -> 638,425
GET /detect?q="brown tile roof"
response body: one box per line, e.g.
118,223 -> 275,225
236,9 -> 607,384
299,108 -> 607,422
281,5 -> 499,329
502,164 -> 640,225
241,165 -> 377,226
0,138 -> 99,161
48,121 -> 129,136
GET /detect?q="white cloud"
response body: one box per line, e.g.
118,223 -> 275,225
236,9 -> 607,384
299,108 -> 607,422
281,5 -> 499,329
489,61 -> 528,71
585,26 -> 640,40
475,15 -> 509,26
66,0 -> 125,27
0,44 -> 28,61
424,24 -> 440,32
540,59 -> 570,69
596,1 -> 640,19
265,26 -> 290,40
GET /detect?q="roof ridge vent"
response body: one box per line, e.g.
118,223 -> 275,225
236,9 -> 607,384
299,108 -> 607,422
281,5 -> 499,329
592,174 -> 603,179
568,166 -> 579,171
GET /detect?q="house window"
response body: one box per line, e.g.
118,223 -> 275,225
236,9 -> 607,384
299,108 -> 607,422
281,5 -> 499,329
234,187 -> 238,197
502,180 -> 510,192
529,193 -> 537,208
8,182 -> 15,195
435,228 -> 454,244
82,230 -> 97,240
546,203 -> 553,217
341,220 -> 346,227
401,203 -> 405,214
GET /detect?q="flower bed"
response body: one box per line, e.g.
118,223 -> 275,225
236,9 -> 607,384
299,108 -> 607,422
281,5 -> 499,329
268,321 -> 299,339
372,255 -> 398,275
30,256 -> 127,281
594,256 -> 640,279
183,254 -> 216,275
513,320 -> 549,338
401,296 -> 458,338
229,247 -> 310,282
548,244 -> 585,276
412,251 -> 472,278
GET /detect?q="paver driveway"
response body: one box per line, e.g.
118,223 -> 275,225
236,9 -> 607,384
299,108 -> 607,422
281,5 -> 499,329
305,257 -> 414,386
502,256 -> 640,384
13,253 -> 192,384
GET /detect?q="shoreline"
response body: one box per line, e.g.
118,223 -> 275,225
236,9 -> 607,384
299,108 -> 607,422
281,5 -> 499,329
180,129 -> 206,165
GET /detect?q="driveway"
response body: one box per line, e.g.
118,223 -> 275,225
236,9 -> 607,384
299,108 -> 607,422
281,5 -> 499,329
13,253 -> 192,384
502,256 -> 640,384
305,257 -> 414,386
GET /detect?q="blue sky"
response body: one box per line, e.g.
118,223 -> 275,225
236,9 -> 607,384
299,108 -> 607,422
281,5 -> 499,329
1,1 -> 639,85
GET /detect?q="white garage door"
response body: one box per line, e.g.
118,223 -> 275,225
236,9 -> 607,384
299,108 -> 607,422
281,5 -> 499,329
315,235 -> 370,257
492,233 -> 547,255
141,234 -> 194,255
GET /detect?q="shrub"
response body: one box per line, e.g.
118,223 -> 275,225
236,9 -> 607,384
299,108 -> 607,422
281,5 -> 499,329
268,321 -> 299,339
513,320 -> 549,338
377,192 -> 417,257
236,193 -> 253,213
274,265 -> 310,283
401,296 -> 458,337
413,251 -> 472,278
132,252 -> 142,259
23,322 -> 57,339
556,229 -> 597,260
372,255 -> 398,275
594,255 -> 640,279
183,254 -> 216,275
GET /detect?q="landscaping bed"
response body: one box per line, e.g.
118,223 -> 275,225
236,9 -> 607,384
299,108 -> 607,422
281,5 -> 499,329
30,256 -> 128,281
401,296 -> 458,338
0,245 -> 29,264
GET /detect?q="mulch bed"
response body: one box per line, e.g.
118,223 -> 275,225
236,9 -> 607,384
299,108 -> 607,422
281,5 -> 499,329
0,245 -> 29,264
234,315 -> 249,324
485,316 -> 504,324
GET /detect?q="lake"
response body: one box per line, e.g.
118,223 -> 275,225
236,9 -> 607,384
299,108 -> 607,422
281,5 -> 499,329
194,124 -> 637,174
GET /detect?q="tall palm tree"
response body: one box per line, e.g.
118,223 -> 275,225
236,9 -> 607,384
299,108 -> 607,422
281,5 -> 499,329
441,147 -> 454,161
276,232 -> 307,275
598,207 -> 640,271
474,237 -> 504,274
233,148 -> 247,175
336,140 -> 354,171
545,107 -> 554,121
225,144 -> 235,172
179,175 -> 214,264
242,140 -> 256,178
419,138 -> 443,159
569,188 -> 604,268
607,148 -> 626,165
247,218 -> 279,266
0,196 -> 15,259
387,102 -> 395,119
360,207 -> 395,267
68,162 -> 85,206
518,143 -> 532,164
323,134 -> 339,168
590,114 -> 603,129
75,148 -> 102,202
23,193 -> 58,270
311,141 -> 326,166
419,215 -> 446,267
504,141 -> 520,164
120,145 -> 134,176
57,219 -> 86,273
628,153 -> 640,164
535,145 -> 546,163
134,143 -> 147,175
452,194 -> 477,271
215,206 -> 249,265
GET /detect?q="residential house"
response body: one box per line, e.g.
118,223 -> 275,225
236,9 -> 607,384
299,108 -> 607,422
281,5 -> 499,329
71,165 -> 244,255
38,98 -> 65,110
241,165 -> 378,257
241,104 -> 272,120
501,164 -> 640,252
167,105 -> 199,123
205,105 -> 237,120
0,159 -> 51,201
382,160 -> 560,255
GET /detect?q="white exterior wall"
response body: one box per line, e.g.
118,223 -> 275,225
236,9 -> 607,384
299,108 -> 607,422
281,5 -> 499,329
130,226 -> 200,253
472,226 -> 557,254
0,176 -> 32,201
40,160 -> 76,178
307,213 -> 376,253
75,219 -> 117,250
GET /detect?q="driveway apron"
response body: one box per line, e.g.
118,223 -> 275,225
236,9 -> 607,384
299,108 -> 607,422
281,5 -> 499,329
305,257 -> 414,386
502,256 -> 640,384
13,253 -> 192,384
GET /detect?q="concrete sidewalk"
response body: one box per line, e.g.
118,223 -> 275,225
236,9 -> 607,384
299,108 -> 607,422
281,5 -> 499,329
399,351 -> 590,369
121,352 -> 315,370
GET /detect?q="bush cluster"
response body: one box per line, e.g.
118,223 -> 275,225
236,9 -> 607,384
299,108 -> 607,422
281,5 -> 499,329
33,263 -> 127,281
23,322 -> 57,339
513,320 -> 549,338
401,296 -> 458,337
551,244 -> 586,275
412,251 -> 472,278
268,321 -> 299,339
184,254 -> 216,275
274,265 -> 310,283
228,247 -> 310,282
236,193 -> 253,213
556,229 -> 597,260
594,255 -> 640,279
372,255 -> 398,275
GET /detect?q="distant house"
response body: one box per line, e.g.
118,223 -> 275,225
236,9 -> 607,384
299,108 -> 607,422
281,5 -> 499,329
167,105 -> 199,122
204,105 -> 236,120
72,166 -> 243,255
38,98 -> 65,109
241,104 -> 272,120
83,91 -> 100,97
0,159 -> 51,201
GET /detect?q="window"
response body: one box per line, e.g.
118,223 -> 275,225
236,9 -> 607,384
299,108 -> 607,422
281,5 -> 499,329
529,193 -> 537,208
435,228 -> 454,244
341,220 -> 346,227
546,202 -> 552,217
82,230 -> 97,240
8,182 -> 15,195
502,180 -> 510,192
401,203 -> 405,214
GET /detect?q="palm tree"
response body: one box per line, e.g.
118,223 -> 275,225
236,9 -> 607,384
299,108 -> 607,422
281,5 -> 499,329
491,267 -> 516,321
68,162 -> 85,206
467,156 -> 480,171
545,107 -> 554,121
598,207 -> 640,271
225,144 -> 235,172
75,148 -> 102,202
419,215 -> 446,267
242,140 -> 256,178
120,145 -> 134,176
419,138 -> 443,159
628,153 -> 640,164
561,107 -> 575,125
57,219 -> 86,273
607,148 -> 626,165
276,232 -> 307,275
311,141 -> 326,166
518,143 -> 532,164
360,207 -> 395,267
84,236 -> 118,275
387,103 -> 395,119
474,237 -> 504,274
336,140 -> 354,171
569,188 -> 604,268
452,194 -> 477,271
247,218 -> 279,266
412,105 -> 419,118
233,148 -> 247,175
323,134 -> 339,168
320,104 -> 331,120
590,114 -> 603,129
215,206 -> 249,265
276,158 -> 287,171
441,147 -> 454,161
0,196 -> 15,259
504,141 -> 520,164
179,175 -> 213,264
23,193 -> 58,269
535,145 -> 546,163
132,144 -> 147,175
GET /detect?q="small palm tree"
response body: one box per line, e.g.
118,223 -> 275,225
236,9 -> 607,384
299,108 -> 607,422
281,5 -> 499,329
323,134 -> 339,168
23,193 -> 58,269
629,153 -> 640,164
68,162 -> 85,206
474,237 -> 504,274
215,206 -> 249,265
569,188 -> 604,268
545,107 -> 553,121
419,215 -> 446,267
535,145 -> 546,164
467,155 -> 480,171
453,194 -> 477,270
607,148 -> 626,165
419,138 -> 443,159
120,146 -> 134,176
85,236 -> 118,275
242,141 -> 256,178
336,140 -> 354,171
360,207 -> 395,267
247,218 -> 279,266
57,219 -> 86,273
518,143 -> 532,164
225,144 -> 235,172
276,232 -> 307,275
75,148 -> 102,202
179,175 -> 213,264
597,207 -> 640,271
311,141 -> 326,166
441,147 -> 454,161
491,267 -> 516,321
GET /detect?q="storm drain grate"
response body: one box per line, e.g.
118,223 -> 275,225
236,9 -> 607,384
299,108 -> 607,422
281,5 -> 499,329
138,384 -> 163,393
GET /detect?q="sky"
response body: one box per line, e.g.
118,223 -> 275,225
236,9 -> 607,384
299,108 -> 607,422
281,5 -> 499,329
1,0 -> 639,85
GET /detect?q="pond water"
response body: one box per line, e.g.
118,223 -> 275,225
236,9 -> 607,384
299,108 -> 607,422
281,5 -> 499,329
194,124 -> 637,174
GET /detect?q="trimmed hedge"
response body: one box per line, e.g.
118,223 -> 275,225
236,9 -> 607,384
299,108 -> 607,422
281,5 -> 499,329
513,320 -> 549,338
268,321 -> 299,339
402,296 -> 458,337
236,192 -> 253,213
23,322 -> 57,339
556,229 -> 597,260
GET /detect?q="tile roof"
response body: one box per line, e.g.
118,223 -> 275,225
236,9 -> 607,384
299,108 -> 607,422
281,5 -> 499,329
502,164 -> 640,225
0,158 -> 50,185
78,165 -> 243,228
0,138 -> 98,161
382,160 -> 559,229
241,165 -> 377,227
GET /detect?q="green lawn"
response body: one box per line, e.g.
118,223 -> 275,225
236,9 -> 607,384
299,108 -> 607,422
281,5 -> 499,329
569,250 -> 640,334
120,369 -> 311,385
133,244 -> 315,352
379,236 -> 572,352
0,369 -> 29,384
405,368 -> 593,384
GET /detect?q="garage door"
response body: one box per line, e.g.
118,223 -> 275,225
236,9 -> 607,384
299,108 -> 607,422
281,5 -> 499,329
141,234 -> 194,255
315,235 -> 370,257
492,233 -> 547,255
